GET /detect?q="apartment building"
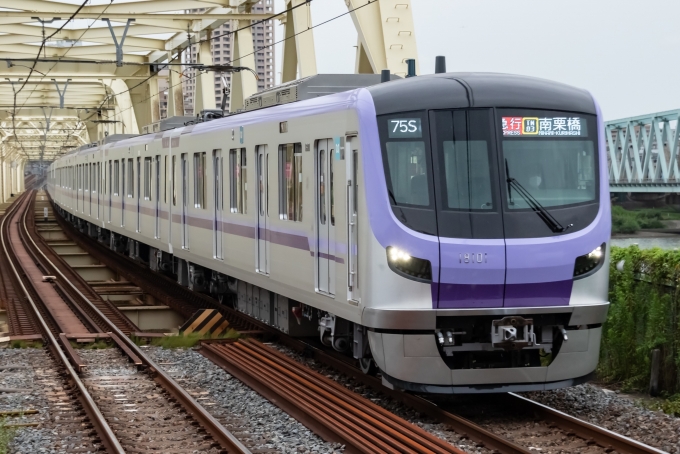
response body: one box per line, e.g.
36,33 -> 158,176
181,0 -> 275,116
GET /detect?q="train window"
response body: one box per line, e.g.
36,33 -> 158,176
172,156 -> 177,206
193,152 -> 206,209
319,149 -> 326,225
144,157 -> 152,200
379,111 -> 437,236
505,140 -> 596,206
385,142 -> 429,206
431,110 -> 494,211
164,156 -> 167,204
278,143 -> 302,221
127,158 -> 134,197
113,160 -> 120,196
229,148 -> 247,214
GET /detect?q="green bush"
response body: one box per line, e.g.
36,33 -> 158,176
611,206 -> 665,233
602,246 -> 680,395
643,394 -> 680,416
616,218 -> 640,234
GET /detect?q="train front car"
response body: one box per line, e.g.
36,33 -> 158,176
359,73 -> 610,393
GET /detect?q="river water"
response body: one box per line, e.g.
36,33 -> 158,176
611,236 -> 680,249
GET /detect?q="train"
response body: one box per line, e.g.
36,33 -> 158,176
47,70 -> 610,393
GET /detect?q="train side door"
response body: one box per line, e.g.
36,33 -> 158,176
213,149 -> 223,260
108,160 -> 112,222
88,163 -> 92,216
136,157 -> 141,232
121,158 -> 126,226
155,155 -> 161,239
346,136 -> 359,302
316,139 -> 335,295
256,145 -> 269,274
181,153 -> 188,249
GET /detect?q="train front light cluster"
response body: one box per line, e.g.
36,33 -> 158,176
573,243 -> 606,278
386,246 -> 432,282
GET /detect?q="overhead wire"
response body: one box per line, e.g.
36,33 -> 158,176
11,0 -> 115,159
106,0 -> 376,123
84,0 -> 314,123
9,0 -> 315,139
9,0 -> 375,157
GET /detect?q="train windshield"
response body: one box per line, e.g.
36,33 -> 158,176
499,110 -> 597,210
379,109 -> 599,238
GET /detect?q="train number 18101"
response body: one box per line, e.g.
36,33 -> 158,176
459,253 -> 488,264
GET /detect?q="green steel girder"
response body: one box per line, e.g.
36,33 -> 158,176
606,109 -> 680,191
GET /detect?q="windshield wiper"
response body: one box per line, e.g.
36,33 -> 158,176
505,159 -> 573,233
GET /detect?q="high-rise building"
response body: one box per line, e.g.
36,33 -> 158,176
181,0 -> 275,116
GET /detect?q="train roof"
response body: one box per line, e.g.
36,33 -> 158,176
51,72 -> 596,166
366,72 -> 596,116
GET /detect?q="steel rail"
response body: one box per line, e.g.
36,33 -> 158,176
1,191 -> 124,454
23,192 -> 251,454
505,393 -> 666,454
272,335 -> 533,454
27,196 -> 138,334
203,339 -> 467,454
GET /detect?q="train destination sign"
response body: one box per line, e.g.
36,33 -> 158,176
388,118 -> 423,138
501,116 -> 587,137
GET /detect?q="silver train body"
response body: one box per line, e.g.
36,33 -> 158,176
48,72 -> 610,393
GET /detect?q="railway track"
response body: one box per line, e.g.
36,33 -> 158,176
26,194 -> 138,335
2,191 -> 121,452
203,338 -> 468,454
47,194 -> 668,454
3,190 -> 250,453
0,194 -> 40,337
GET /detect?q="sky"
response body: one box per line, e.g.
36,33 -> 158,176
273,0 -> 680,121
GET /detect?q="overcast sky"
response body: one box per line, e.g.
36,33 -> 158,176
274,0 -> 680,121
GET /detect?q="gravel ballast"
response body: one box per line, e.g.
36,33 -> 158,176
145,345 -> 345,453
1,347 -> 98,454
524,384 -> 680,453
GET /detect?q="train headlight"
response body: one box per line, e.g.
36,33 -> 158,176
573,243 -> 606,278
386,246 -> 432,282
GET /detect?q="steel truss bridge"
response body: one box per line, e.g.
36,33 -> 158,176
0,0 -> 418,203
607,109 -> 680,193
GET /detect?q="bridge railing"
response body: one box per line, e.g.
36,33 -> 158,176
606,109 -> 680,192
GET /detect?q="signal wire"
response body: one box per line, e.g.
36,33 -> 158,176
11,1 -> 114,159
102,0 -> 377,123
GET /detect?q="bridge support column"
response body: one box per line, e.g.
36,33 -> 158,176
131,75 -> 160,130
18,159 -> 25,192
167,51 -> 184,117
104,79 -> 140,138
346,0 -> 419,77
230,22 -> 258,112
0,156 -> 5,202
280,0 -> 317,84
194,34 -> 217,114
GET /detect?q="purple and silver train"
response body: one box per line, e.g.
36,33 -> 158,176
48,71 -> 610,393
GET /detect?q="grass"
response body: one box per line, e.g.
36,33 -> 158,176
0,417 -> 18,454
149,328 -> 242,349
641,393 -> 680,417
69,340 -> 110,350
9,340 -> 43,349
